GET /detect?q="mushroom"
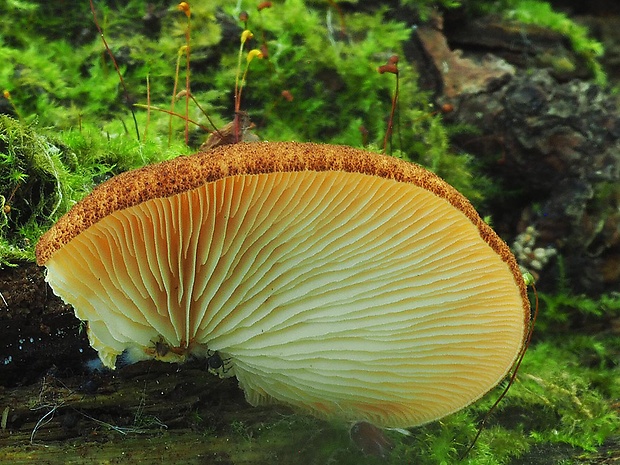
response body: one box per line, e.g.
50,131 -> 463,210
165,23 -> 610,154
36,141 -> 530,428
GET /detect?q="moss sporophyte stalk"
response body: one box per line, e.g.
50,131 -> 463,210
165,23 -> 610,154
1,1 -> 619,464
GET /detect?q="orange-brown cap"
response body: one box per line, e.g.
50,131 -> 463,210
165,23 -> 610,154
36,141 -> 529,427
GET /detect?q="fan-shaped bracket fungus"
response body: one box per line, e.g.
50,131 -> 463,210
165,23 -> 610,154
36,142 -> 530,429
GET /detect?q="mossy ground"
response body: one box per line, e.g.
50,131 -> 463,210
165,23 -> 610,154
1,326 -> 618,465
0,1 -> 618,464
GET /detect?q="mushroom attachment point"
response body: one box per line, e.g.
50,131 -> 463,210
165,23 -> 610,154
36,142 -> 530,428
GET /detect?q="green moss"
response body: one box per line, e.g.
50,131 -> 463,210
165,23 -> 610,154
538,289 -> 620,332
0,115 -> 185,265
507,1 -> 605,83
0,115 -> 77,264
467,0 -> 605,84
533,253 -> 620,332
398,108 -> 493,207
398,0 -> 462,20
513,338 -> 620,450
1,0 -> 490,207
222,1 -> 414,146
